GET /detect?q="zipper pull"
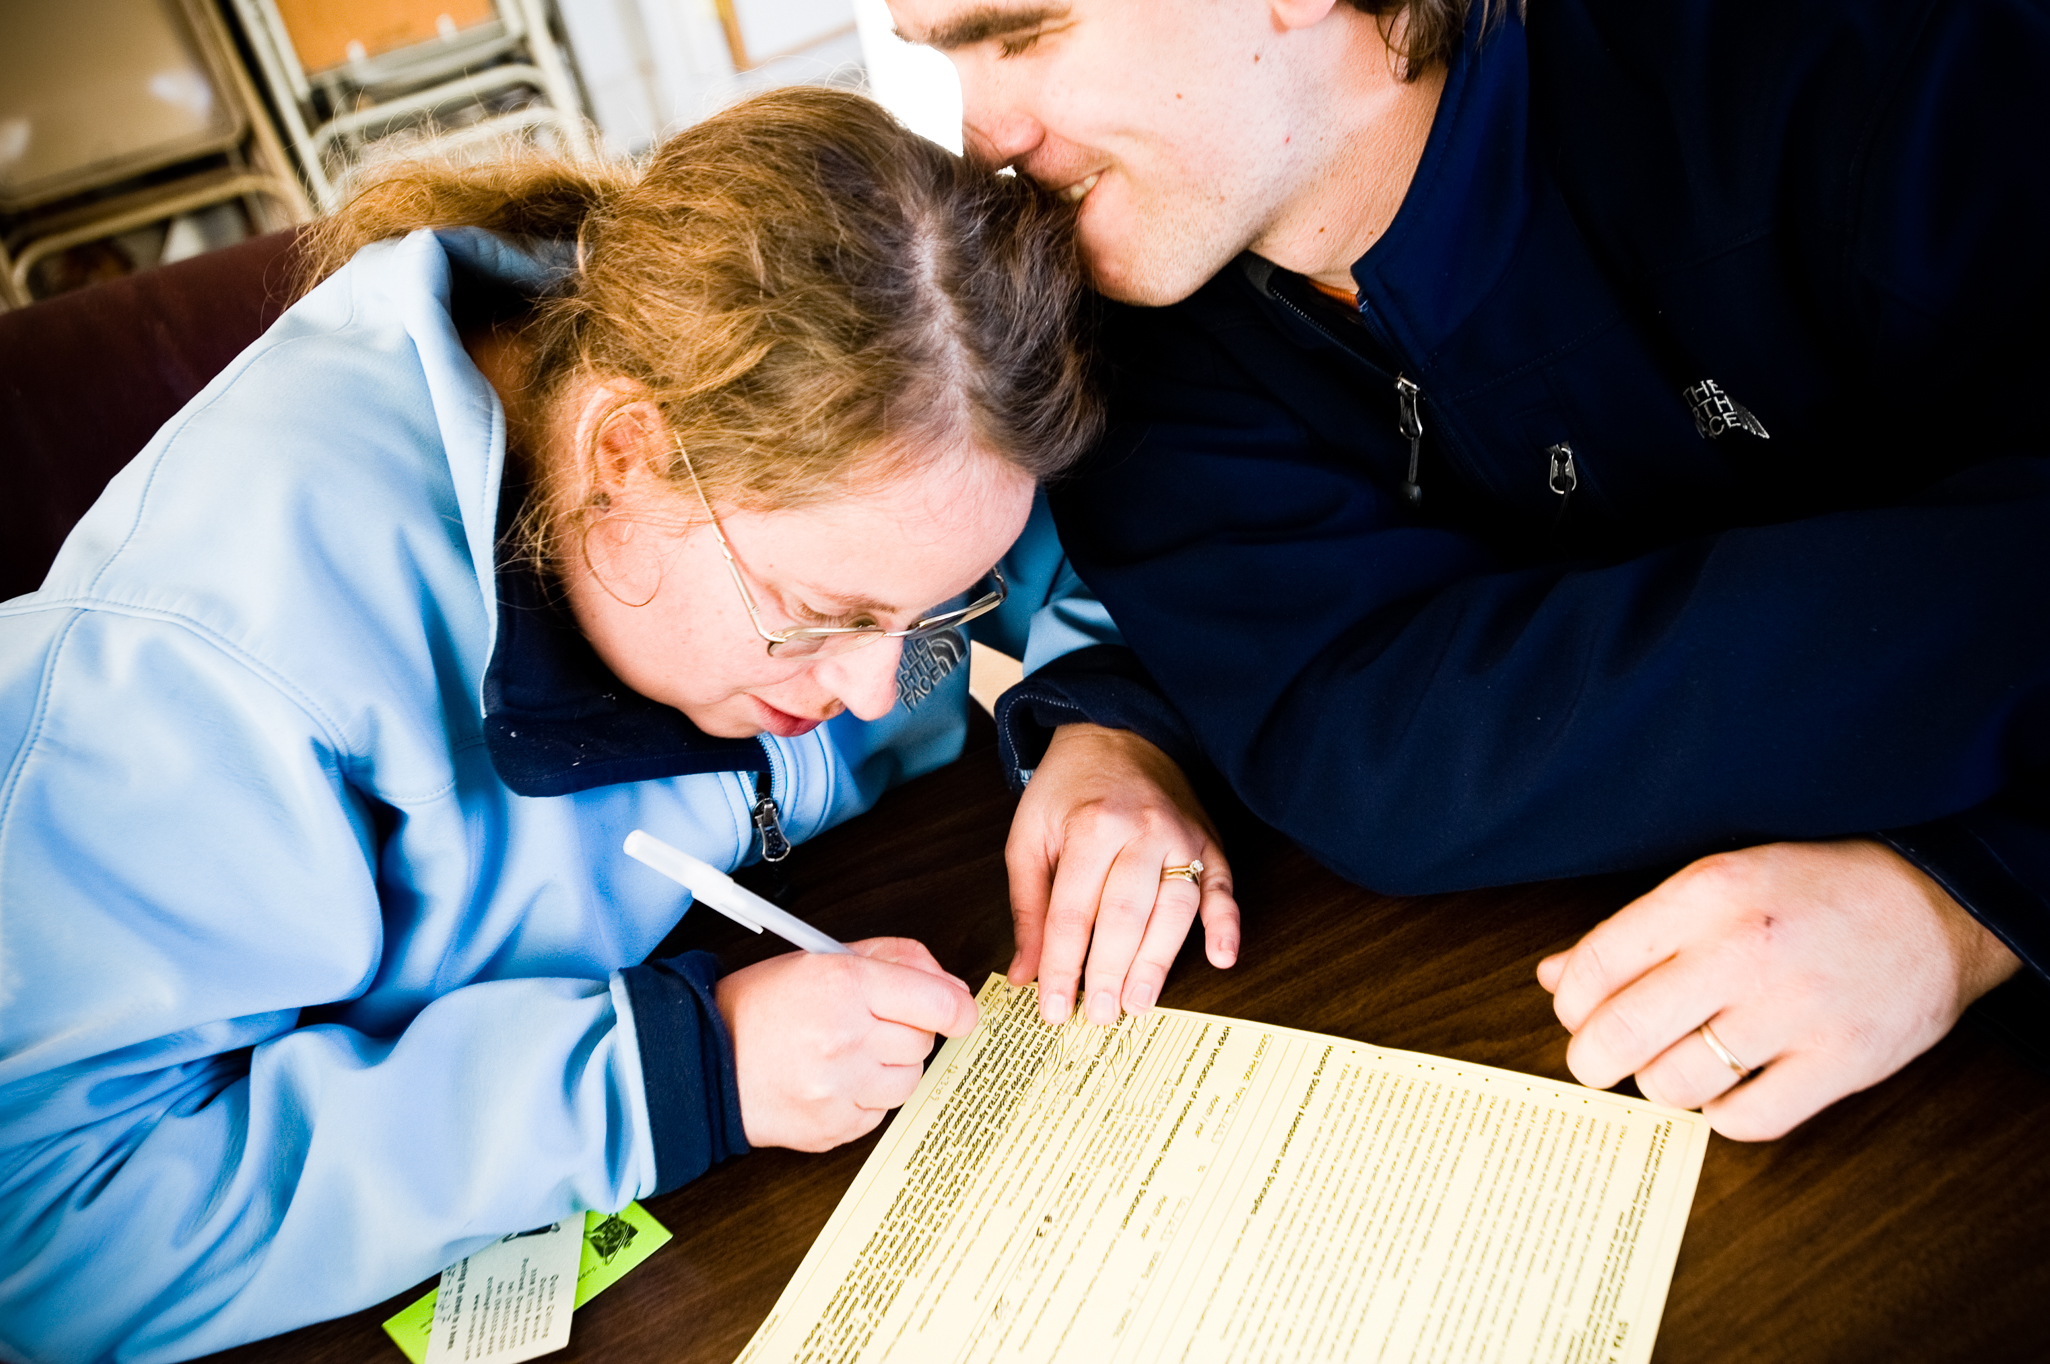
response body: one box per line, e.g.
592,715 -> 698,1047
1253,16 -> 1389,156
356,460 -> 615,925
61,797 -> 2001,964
1395,375 -> 1424,507
1546,442 -> 1578,534
751,769 -> 791,863
1546,442 -> 1578,498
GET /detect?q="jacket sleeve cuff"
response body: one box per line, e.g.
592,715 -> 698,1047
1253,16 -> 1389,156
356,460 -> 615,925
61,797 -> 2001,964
617,950 -> 749,1194
993,643 -> 1207,792
1878,795 -> 2050,983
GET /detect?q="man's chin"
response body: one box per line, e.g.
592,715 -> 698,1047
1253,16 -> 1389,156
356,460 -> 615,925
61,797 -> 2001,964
1083,235 -> 1236,308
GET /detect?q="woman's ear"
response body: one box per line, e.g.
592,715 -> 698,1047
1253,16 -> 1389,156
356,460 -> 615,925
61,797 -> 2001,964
567,377 -> 666,501
563,378 -> 671,607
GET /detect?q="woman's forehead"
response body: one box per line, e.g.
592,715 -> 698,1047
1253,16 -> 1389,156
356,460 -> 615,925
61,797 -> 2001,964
727,453 -> 1034,606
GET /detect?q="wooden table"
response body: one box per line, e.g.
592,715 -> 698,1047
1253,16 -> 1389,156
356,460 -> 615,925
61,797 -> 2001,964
207,722 -> 2050,1364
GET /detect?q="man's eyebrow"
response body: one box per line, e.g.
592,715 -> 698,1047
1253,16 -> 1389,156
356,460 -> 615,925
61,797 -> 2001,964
897,3 -> 1069,51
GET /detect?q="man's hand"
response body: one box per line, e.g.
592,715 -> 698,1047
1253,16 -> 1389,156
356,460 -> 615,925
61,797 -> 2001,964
1006,723 -> 1239,1026
1538,839 -> 2020,1140
715,938 -> 979,1151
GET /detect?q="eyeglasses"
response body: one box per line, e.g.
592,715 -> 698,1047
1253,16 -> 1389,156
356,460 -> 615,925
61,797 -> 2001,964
675,440 -> 1008,658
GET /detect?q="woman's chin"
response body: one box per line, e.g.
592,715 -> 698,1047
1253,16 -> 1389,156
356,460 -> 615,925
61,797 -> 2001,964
674,701 -> 778,740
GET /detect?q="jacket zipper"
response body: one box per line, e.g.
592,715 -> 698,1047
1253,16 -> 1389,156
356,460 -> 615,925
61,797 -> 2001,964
1546,442 -> 1578,536
752,740 -> 791,863
1265,284 -> 1432,508
1396,376 -> 1425,507
740,740 -> 797,907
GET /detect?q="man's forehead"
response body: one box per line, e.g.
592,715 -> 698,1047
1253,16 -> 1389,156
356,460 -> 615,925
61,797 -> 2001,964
893,1 -> 1071,51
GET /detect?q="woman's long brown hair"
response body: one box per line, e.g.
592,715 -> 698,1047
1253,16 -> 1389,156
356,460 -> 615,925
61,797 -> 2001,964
296,86 -> 1101,569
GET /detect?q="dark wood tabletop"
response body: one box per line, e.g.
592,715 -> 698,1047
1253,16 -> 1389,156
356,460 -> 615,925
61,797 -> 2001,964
205,717 -> 2050,1364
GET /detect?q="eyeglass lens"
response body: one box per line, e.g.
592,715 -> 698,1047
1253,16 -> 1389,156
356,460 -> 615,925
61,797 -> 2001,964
767,577 -> 1004,658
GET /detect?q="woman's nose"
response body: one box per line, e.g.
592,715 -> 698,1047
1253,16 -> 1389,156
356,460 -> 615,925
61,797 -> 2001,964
816,637 -> 904,722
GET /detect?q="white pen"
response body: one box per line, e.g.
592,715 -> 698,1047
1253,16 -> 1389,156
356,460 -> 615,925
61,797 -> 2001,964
623,829 -> 853,955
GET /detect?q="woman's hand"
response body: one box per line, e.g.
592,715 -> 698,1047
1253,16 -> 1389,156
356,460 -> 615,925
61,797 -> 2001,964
1538,839 -> 2020,1140
716,938 -> 980,1151
1005,723 -> 1239,1027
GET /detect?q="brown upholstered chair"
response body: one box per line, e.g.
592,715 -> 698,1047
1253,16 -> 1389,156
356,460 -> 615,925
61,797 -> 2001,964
0,230 -> 301,602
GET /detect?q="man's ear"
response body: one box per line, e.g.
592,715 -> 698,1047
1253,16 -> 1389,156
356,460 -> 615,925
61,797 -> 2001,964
1271,0 -> 1343,34
567,377 -> 666,499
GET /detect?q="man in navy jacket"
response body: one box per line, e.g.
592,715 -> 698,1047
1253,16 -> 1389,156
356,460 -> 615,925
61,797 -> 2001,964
891,0 -> 2049,1139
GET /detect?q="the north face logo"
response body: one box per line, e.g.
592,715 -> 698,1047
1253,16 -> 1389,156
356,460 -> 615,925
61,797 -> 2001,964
1683,379 -> 1771,440
897,628 -> 967,709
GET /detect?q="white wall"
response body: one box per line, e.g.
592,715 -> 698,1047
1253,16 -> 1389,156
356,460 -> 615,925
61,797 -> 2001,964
557,0 -> 865,156
851,0 -> 960,152
556,0 -> 961,156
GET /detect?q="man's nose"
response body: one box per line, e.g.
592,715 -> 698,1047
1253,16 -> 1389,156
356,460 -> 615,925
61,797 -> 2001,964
955,66 -> 1043,168
816,637 -> 904,722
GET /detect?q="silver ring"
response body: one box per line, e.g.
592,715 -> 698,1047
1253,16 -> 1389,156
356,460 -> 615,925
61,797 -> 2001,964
1698,1021 -> 1751,1079
1160,860 -> 1204,885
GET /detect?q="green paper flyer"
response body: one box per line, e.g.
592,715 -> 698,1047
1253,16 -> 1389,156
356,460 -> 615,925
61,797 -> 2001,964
382,1203 -> 672,1363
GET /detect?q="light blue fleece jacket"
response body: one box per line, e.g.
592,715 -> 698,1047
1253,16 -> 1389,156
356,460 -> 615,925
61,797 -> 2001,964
0,229 -> 1118,1363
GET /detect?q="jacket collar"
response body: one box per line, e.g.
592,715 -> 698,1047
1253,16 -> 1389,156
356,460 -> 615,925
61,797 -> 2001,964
480,485 -> 766,798
1224,5 -> 1528,370
1346,1 -> 1531,353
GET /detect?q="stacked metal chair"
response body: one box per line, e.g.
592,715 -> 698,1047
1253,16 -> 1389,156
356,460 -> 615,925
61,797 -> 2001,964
0,0 -> 310,307
229,0 -> 592,210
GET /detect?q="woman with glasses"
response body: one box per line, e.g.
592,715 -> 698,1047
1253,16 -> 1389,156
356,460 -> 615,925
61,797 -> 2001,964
0,88 -> 1227,1362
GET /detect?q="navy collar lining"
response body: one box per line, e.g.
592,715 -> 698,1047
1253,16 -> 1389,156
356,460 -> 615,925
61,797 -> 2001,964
481,481 -> 766,798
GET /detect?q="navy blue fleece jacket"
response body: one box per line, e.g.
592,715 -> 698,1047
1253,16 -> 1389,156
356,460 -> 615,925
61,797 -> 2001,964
1002,0 -> 2050,980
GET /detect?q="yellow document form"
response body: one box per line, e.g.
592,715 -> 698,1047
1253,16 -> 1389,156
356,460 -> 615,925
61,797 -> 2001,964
739,977 -> 1708,1364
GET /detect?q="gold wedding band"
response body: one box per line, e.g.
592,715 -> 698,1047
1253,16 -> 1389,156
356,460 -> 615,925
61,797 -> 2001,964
1160,860 -> 1204,885
1698,1021 -> 1752,1079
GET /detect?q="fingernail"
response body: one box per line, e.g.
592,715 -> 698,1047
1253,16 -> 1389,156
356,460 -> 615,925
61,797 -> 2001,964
1126,982 -> 1157,1015
1044,993 -> 1071,1025
1088,989 -> 1117,1025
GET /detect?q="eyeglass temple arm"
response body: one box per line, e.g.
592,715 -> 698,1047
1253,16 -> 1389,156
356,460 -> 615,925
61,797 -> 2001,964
677,438 -> 787,645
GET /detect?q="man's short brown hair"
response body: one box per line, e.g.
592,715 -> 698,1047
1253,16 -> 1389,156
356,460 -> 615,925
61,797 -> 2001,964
1343,0 -> 1490,78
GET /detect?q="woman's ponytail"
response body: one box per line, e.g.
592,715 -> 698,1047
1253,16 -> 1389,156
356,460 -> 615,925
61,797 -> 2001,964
292,153 -> 633,298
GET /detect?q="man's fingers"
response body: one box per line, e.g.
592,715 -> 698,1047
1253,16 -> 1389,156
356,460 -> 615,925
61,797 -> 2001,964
1535,950 -> 1568,992
1631,1014 -> 1766,1112
1562,945 -> 1735,1092
1698,1050 -> 1851,1143
1547,878 -> 1706,1031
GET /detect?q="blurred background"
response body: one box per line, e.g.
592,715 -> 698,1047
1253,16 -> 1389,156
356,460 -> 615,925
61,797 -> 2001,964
0,0 -> 965,308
